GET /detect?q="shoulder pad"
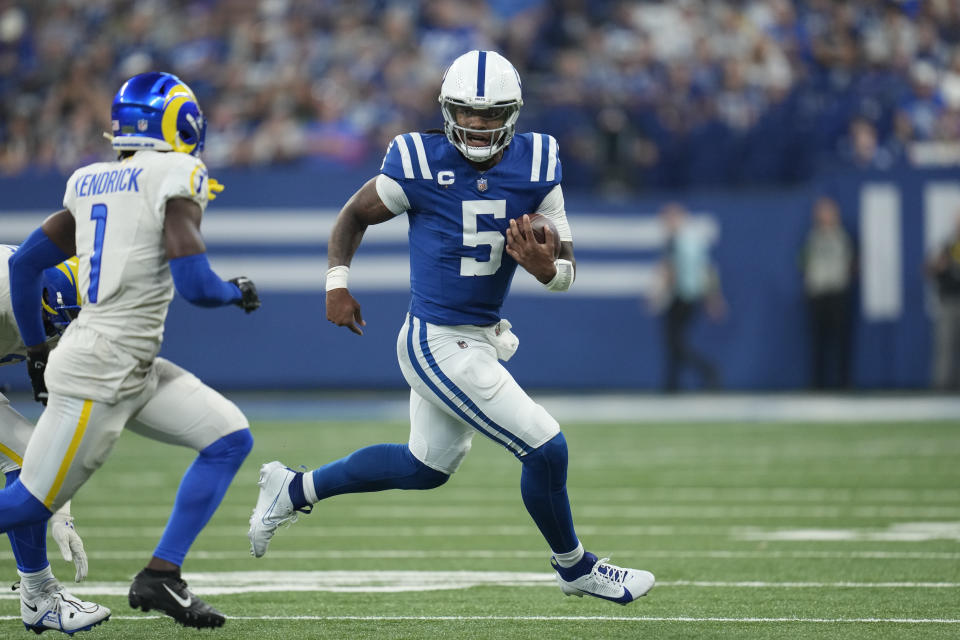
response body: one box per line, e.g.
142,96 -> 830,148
380,133 -> 435,181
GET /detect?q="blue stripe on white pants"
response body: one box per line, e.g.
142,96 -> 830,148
405,317 -> 528,455
416,319 -> 529,453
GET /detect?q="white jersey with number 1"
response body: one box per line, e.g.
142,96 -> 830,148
47,150 -> 210,402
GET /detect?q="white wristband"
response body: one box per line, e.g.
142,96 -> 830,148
544,259 -> 574,292
325,265 -> 350,291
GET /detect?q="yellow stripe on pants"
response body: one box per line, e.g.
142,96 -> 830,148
0,441 -> 23,467
44,399 -> 93,509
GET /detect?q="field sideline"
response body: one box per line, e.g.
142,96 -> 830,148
0,409 -> 957,639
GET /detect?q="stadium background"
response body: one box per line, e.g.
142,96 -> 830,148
0,0 -> 957,392
0,3 -> 958,639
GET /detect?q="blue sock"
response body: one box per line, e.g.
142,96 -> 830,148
302,444 -> 447,506
288,472 -> 306,509
2,472 -> 51,573
153,430 -> 253,566
553,551 -> 599,580
520,433 -> 579,555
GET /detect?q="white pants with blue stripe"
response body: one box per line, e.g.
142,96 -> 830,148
397,315 -> 560,474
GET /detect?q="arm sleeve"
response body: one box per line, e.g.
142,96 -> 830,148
169,253 -> 241,307
534,184 -> 573,242
10,228 -> 70,347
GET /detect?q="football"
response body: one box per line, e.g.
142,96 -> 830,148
525,213 -> 561,258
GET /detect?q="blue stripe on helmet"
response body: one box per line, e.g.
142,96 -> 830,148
476,50 -> 487,98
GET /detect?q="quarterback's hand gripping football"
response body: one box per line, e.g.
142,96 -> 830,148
326,288 -> 366,336
25,345 -> 49,405
505,215 -> 560,284
50,512 -> 89,582
230,277 -> 261,313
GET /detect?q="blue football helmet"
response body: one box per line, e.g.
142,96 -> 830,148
41,257 -> 81,335
110,72 -> 206,156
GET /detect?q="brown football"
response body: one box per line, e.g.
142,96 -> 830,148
525,213 -> 561,258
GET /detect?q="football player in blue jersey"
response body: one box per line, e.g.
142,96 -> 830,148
249,50 -> 655,605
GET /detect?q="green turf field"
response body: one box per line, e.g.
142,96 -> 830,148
3,418 -> 958,639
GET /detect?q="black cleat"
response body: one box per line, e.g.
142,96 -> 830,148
128,569 -> 225,629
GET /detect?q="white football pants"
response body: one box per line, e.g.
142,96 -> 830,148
19,357 -> 248,512
396,314 -> 560,474
0,392 -> 34,475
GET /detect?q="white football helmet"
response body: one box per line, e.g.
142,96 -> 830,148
439,50 -> 523,162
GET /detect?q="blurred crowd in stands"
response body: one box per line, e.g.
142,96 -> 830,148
2,0 -> 959,191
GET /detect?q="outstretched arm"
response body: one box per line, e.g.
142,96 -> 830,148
11,211 -> 76,348
165,198 -> 260,312
326,177 -> 397,335
10,210 -> 76,403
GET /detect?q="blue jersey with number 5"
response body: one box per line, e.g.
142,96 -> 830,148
380,132 -> 561,326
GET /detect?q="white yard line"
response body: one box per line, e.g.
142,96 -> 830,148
0,614 -> 957,623
66,521 -> 960,541
1,572 -> 956,598
4,549 -> 958,561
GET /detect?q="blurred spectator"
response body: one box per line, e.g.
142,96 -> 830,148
926,214 -> 960,391
801,196 -> 855,390
656,203 -> 725,392
899,60 -> 945,140
842,116 -> 897,169
5,1 -> 960,189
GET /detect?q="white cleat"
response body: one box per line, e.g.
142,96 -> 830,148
21,582 -> 111,635
553,553 -> 655,605
248,460 -> 303,558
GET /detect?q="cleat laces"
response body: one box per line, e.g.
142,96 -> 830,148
594,558 -> 629,585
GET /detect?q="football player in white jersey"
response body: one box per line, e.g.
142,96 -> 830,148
250,51 -> 655,606
0,247 -> 110,633
2,72 -> 261,630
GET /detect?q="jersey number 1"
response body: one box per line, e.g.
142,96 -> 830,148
460,200 -> 506,276
88,203 -> 108,303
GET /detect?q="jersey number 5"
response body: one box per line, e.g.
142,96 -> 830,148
88,203 -> 108,303
460,200 -> 505,276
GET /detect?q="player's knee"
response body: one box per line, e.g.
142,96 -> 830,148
4,469 -> 20,487
201,429 -> 253,467
515,400 -> 560,440
411,460 -> 450,490
403,447 -> 450,490
0,479 -> 51,531
229,428 -> 255,459
522,432 -> 569,472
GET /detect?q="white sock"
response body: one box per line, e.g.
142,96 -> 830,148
18,566 -> 56,595
302,471 -> 318,505
552,542 -> 585,568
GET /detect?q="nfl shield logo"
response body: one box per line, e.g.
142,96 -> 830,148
137,119 -> 149,132
476,177 -> 488,192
